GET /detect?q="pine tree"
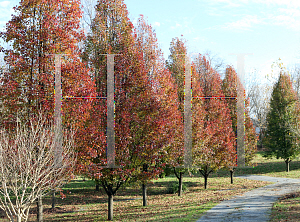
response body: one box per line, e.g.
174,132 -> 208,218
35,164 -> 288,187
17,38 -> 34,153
263,71 -> 300,172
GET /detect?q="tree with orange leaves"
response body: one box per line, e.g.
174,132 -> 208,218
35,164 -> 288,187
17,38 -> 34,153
82,0 -> 184,219
193,54 -> 236,189
222,66 -> 258,167
134,15 -> 184,201
0,0 -> 95,220
166,37 -> 210,193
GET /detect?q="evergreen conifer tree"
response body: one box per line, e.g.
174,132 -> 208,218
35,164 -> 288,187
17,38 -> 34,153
263,72 -> 300,172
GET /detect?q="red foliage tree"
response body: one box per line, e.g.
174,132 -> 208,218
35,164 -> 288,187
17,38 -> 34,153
0,0 -> 95,220
222,66 -> 258,168
193,55 -> 236,189
134,15 -> 184,201
82,0 -> 183,219
81,1 -> 138,219
166,37 -> 208,195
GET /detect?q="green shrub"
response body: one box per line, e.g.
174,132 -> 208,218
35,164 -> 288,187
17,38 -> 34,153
159,171 -> 166,178
167,181 -> 188,194
159,165 -> 174,178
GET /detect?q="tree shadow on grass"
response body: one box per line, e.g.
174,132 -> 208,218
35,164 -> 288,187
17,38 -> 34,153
204,160 -> 300,179
147,180 -> 201,195
25,202 -> 215,222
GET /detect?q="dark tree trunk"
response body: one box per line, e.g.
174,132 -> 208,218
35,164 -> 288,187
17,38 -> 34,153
178,172 -> 183,196
230,168 -> 234,184
285,158 -> 290,172
100,176 -> 128,221
108,194 -> 113,221
173,167 -> 185,196
142,183 -> 147,206
142,164 -> 148,206
36,197 -> 43,222
95,179 -> 100,191
51,190 -> 55,209
199,167 -> 212,190
204,175 -> 208,189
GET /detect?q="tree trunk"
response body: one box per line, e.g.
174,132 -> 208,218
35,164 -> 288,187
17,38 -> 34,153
36,196 -> 43,222
17,215 -> 21,222
204,175 -> 208,189
108,194 -> 113,221
9,213 -> 14,222
52,190 -> 55,209
142,164 -> 148,206
178,172 -> 183,196
199,168 -> 209,189
286,159 -> 290,172
142,183 -> 147,206
5,211 -> 13,222
95,179 -> 100,191
230,169 -> 234,184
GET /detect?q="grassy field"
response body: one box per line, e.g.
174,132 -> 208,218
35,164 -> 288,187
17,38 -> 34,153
0,176 -> 270,222
1,151 -> 300,221
208,151 -> 300,179
269,192 -> 300,222
248,151 -> 300,222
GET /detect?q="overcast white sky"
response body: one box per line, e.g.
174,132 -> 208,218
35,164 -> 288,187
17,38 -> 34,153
1,0 -> 300,90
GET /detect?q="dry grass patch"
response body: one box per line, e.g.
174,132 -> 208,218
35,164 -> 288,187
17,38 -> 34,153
0,176 -> 272,222
270,191 -> 300,222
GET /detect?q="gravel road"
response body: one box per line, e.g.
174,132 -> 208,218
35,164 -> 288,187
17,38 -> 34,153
196,175 -> 300,222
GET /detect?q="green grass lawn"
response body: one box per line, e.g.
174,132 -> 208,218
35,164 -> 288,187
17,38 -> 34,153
269,192 -> 300,221
250,152 -> 300,222
208,151 -> 300,179
5,176 -> 268,222
1,151 -> 300,221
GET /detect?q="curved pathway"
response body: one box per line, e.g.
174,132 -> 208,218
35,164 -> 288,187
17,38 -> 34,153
196,175 -> 300,222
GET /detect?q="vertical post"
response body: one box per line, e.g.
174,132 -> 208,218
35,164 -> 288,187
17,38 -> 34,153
230,53 -> 252,167
54,54 -> 62,168
107,55 -> 115,168
184,55 -> 192,168
230,53 -> 253,167
236,55 -> 245,167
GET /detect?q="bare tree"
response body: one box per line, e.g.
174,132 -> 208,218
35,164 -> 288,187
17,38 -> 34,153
285,102 -> 300,150
0,114 -> 77,222
81,0 -> 97,34
245,68 -> 273,149
202,50 -> 226,77
247,83 -> 272,123
289,64 -> 300,99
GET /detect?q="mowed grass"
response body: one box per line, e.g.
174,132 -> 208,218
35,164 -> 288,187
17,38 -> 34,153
2,150 -> 300,221
247,151 -> 300,178
0,175 -> 271,221
269,192 -> 300,222
209,151 -> 300,179
247,151 -> 300,222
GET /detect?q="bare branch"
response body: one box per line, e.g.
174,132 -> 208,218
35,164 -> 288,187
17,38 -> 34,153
0,113 -> 77,222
